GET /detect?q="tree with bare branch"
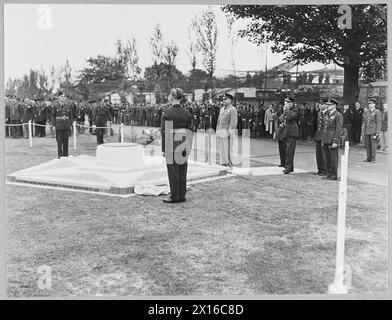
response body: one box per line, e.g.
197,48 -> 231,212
195,9 -> 218,98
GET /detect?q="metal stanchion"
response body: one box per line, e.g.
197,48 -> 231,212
73,121 -> 77,150
329,141 -> 350,294
120,123 -> 124,143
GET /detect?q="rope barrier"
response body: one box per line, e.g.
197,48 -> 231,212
5,123 -> 30,126
75,123 -> 112,129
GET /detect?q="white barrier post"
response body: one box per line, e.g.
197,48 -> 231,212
120,123 -> 124,143
28,120 -> 33,148
329,141 -> 350,294
208,115 -> 212,165
73,121 -> 77,150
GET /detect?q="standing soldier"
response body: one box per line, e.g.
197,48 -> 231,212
276,103 -> 286,168
46,99 -> 55,138
93,100 -> 112,145
21,100 -> 34,139
362,98 -> 382,163
282,97 -> 299,174
341,104 -> 354,145
161,88 -> 193,203
380,103 -> 388,151
352,101 -> 363,145
216,93 -> 238,168
321,98 -> 343,180
5,96 -> 11,137
35,99 -> 47,137
313,99 -> 328,176
52,92 -> 74,158
113,103 -> 119,124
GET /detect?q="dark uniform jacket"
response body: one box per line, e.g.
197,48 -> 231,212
363,108 -> 382,135
93,106 -> 112,127
342,109 -> 353,126
35,106 -> 47,122
52,102 -> 74,131
9,103 -> 22,121
314,110 -> 328,142
276,111 -> 285,141
22,105 -> 34,122
381,110 -> 388,132
282,107 -> 299,139
161,104 -> 193,156
321,109 -> 343,145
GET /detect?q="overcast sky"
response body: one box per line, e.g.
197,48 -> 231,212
5,4 -> 331,82
4,4 -> 287,80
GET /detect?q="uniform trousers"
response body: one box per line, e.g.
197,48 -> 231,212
10,120 -> 21,137
217,135 -> 233,167
284,137 -> 297,172
380,130 -> 388,150
96,128 -> 105,145
364,134 -> 378,161
5,120 -> 9,137
278,139 -> 286,166
323,144 -> 338,177
315,140 -> 327,173
166,161 -> 188,201
56,129 -> 69,158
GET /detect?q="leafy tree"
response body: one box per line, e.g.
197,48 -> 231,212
187,17 -> 199,101
164,41 -> 179,88
223,4 -> 387,105
195,9 -> 218,98
79,55 -> 122,83
150,24 -> 165,86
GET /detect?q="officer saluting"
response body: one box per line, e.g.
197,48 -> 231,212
282,96 -> 299,174
52,92 -> 74,158
321,98 -> 343,180
161,88 -> 193,203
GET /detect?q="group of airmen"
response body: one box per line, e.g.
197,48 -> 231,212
5,91 -> 386,175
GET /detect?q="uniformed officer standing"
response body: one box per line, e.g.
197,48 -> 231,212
282,97 -> 299,174
93,100 -> 112,145
216,93 -> 238,168
362,98 -> 382,163
161,88 -> 193,203
321,98 -> 343,180
5,97 -> 10,137
35,100 -> 47,137
276,104 -> 286,167
313,99 -> 328,175
52,92 -> 74,158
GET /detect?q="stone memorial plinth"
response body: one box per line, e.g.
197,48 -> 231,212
7,142 -> 228,196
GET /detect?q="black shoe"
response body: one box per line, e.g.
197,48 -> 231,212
163,197 -> 180,203
278,164 -> 285,167
313,171 -> 321,175
283,169 -> 292,174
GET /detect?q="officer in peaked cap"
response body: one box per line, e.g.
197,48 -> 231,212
313,98 -> 329,175
216,92 -> 238,168
281,96 -> 299,174
52,91 -> 74,158
321,98 -> 343,180
362,97 -> 382,163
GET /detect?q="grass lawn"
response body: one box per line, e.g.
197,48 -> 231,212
5,134 -> 388,296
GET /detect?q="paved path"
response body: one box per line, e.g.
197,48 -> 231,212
105,124 -> 389,187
